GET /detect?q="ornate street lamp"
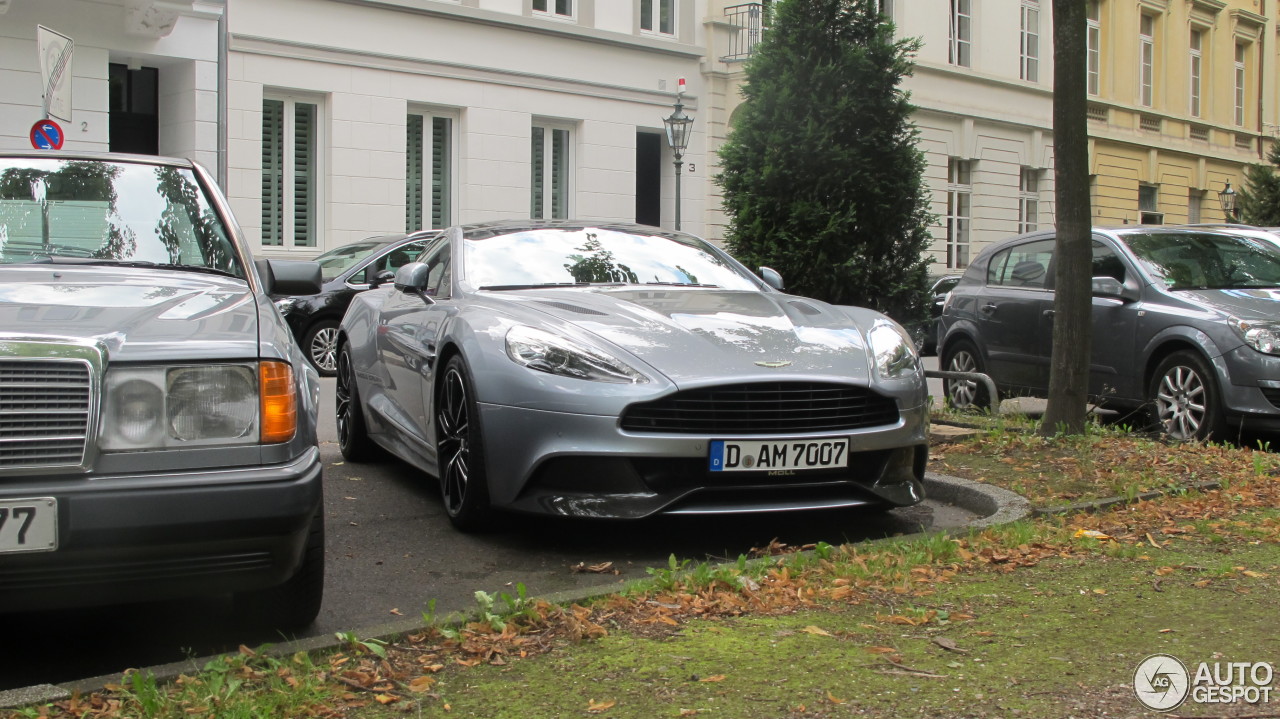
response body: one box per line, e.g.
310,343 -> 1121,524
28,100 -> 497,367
663,79 -> 694,231
1219,181 -> 1238,222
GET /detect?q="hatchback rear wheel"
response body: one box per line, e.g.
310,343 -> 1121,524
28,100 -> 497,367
942,339 -> 993,412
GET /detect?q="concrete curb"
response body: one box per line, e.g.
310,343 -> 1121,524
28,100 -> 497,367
0,472 -> 1032,710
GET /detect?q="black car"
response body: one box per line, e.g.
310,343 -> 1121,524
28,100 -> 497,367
902,273 -> 962,356
273,231 -> 440,375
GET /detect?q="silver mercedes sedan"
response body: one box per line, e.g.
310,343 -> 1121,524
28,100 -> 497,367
336,220 -> 928,531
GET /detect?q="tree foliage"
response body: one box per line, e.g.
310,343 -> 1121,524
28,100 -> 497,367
716,0 -> 932,322
1237,142 -> 1280,226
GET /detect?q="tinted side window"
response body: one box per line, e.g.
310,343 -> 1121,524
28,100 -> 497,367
377,240 -> 429,274
421,242 -> 452,298
1091,241 -> 1126,282
987,239 -> 1054,288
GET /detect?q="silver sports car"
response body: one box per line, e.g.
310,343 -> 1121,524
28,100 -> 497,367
336,220 -> 928,531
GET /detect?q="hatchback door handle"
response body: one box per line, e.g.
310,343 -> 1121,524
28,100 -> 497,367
1042,309 -> 1055,319
980,303 -> 997,315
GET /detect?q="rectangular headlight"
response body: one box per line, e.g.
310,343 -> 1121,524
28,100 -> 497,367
100,364 -> 261,451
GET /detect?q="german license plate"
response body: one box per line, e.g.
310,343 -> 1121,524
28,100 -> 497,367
708,438 -> 849,473
0,498 -> 58,554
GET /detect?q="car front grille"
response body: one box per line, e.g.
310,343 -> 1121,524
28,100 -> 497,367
620,382 -> 900,434
0,360 -> 92,469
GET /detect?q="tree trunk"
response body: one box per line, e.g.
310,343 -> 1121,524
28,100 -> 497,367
1039,0 -> 1093,437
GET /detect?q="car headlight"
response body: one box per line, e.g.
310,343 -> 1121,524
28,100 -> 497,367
274,297 -> 298,316
1230,317 -> 1280,355
100,362 -> 298,450
506,326 -> 648,384
867,320 -> 921,380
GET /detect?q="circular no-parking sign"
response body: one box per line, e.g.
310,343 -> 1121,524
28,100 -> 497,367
30,119 -> 65,150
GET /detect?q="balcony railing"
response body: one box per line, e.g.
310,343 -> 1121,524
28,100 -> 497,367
723,3 -> 767,61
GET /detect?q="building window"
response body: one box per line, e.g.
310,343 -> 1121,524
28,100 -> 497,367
1139,184 -> 1162,225
1087,1 -> 1101,96
407,113 -> 453,232
533,0 -> 572,18
261,97 -> 318,248
1235,43 -> 1247,127
949,0 -> 972,68
1019,168 -> 1039,234
532,125 -> 571,220
878,0 -> 893,19
641,0 -> 675,35
947,159 -> 972,268
1188,189 -> 1202,224
1189,29 -> 1202,118
1020,1 -> 1040,82
1139,14 -> 1154,108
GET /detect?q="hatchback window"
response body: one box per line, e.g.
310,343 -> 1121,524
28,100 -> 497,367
1092,241 -> 1126,282
987,239 -> 1054,288
1124,231 -> 1280,290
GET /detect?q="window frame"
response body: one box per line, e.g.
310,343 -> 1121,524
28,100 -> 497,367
261,94 -> 322,251
533,0 -> 574,20
640,0 -> 677,36
1020,0 -> 1040,82
1019,168 -> 1040,234
1139,14 -> 1155,108
531,122 -> 574,221
946,159 -> 973,269
949,0 -> 972,68
1235,42 -> 1247,127
1086,1 -> 1101,96
1189,28 -> 1203,118
406,109 -> 458,233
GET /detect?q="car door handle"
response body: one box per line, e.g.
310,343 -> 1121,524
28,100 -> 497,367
1042,309 -> 1055,319
980,303 -> 997,315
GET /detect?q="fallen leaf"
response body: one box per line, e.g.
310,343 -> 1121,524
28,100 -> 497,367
932,637 -> 968,654
1193,579 -> 1212,588
827,691 -> 846,704
678,710 -> 699,717
1092,588 -> 1107,595
1155,566 -> 1175,576
408,676 -> 436,692
1243,570 -> 1269,578
375,694 -> 399,705
587,699 -> 617,713
865,646 -> 898,654
1159,629 -> 1174,634
800,625 -> 833,637
389,608 -> 403,616
699,675 -> 727,683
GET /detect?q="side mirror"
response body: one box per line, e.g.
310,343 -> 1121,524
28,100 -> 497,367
393,262 -> 434,302
257,259 -> 322,295
1091,276 -> 1127,299
370,269 -> 396,289
759,266 -> 785,291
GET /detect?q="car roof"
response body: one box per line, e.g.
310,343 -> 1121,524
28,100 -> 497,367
0,149 -> 195,168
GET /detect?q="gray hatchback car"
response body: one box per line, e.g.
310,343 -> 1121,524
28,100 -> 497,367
938,226 -> 1280,441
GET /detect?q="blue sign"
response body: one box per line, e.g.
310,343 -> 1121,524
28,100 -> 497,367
29,119 -> 64,150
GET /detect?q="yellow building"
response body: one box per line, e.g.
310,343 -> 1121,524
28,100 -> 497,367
1086,0 -> 1274,225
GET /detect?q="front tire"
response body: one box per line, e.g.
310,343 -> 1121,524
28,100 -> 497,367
1149,350 -> 1226,441
942,338 -> 993,412
436,356 -> 492,532
234,500 -> 325,630
304,320 -> 340,377
337,342 -> 379,462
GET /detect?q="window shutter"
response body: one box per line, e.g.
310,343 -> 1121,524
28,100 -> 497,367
551,128 -> 569,219
293,102 -> 317,247
407,114 -> 424,232
432,117 -> 451,228
641,0 -> 652,31
531,127 -> 544,219
261,100 -> 284,246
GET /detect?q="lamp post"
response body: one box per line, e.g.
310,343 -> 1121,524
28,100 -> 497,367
663,83 -> 693,231
1219,181 -> 1238,222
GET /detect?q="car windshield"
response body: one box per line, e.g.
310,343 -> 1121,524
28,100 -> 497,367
463,226 -> 760,290
313,239 -> 390,281
0,157 -> 243,278
1124,231 -> 1280,290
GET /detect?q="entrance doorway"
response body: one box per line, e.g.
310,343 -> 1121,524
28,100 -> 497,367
109,63 -> 159,155
635,132 -> 662,227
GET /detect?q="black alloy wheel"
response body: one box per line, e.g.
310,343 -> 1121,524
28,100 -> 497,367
436,355 -> 492,532
336,342 -> 378,462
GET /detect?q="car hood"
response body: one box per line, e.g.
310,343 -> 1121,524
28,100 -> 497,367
0,266 -> 258,362
1175,287 -> 1280,320
504,287 -> 875,384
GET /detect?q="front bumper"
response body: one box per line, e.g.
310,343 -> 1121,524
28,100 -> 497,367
0,447 -> 323,613
478,402 -> 928,519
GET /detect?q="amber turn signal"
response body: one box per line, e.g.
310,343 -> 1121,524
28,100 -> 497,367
260,361 -> 297,443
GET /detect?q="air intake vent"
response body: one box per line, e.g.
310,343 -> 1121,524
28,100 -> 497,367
535,300 -> 607,316
0,360 -> 91,469
621,382 -> 899,435
788,301 -> 822,316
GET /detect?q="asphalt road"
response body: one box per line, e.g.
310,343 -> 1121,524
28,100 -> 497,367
3,368 -> 977,692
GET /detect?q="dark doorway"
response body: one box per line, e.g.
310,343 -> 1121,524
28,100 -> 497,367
109,63 -> 159,155
636,132 -> 662,227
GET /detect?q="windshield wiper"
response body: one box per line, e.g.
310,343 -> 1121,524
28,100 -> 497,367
643,281 -> 721,288
480,282 -> 590,291
28,256 -> 240,278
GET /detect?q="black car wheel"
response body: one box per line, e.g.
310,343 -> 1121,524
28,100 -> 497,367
337,342 -> 379,462
304,320 -> 340,376
1149,350 -> 1225,441
436,355 -> 492,532
233,498 -> 325,630
942,338 -> 993,411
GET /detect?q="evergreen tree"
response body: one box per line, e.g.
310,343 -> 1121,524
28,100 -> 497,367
716,0 -> 932,322
1237,142 -> 1280,226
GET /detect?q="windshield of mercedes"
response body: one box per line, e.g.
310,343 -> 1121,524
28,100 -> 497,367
1124,231 -> 1280,291
0,158 -> 243,278
463,227 -> 760,291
